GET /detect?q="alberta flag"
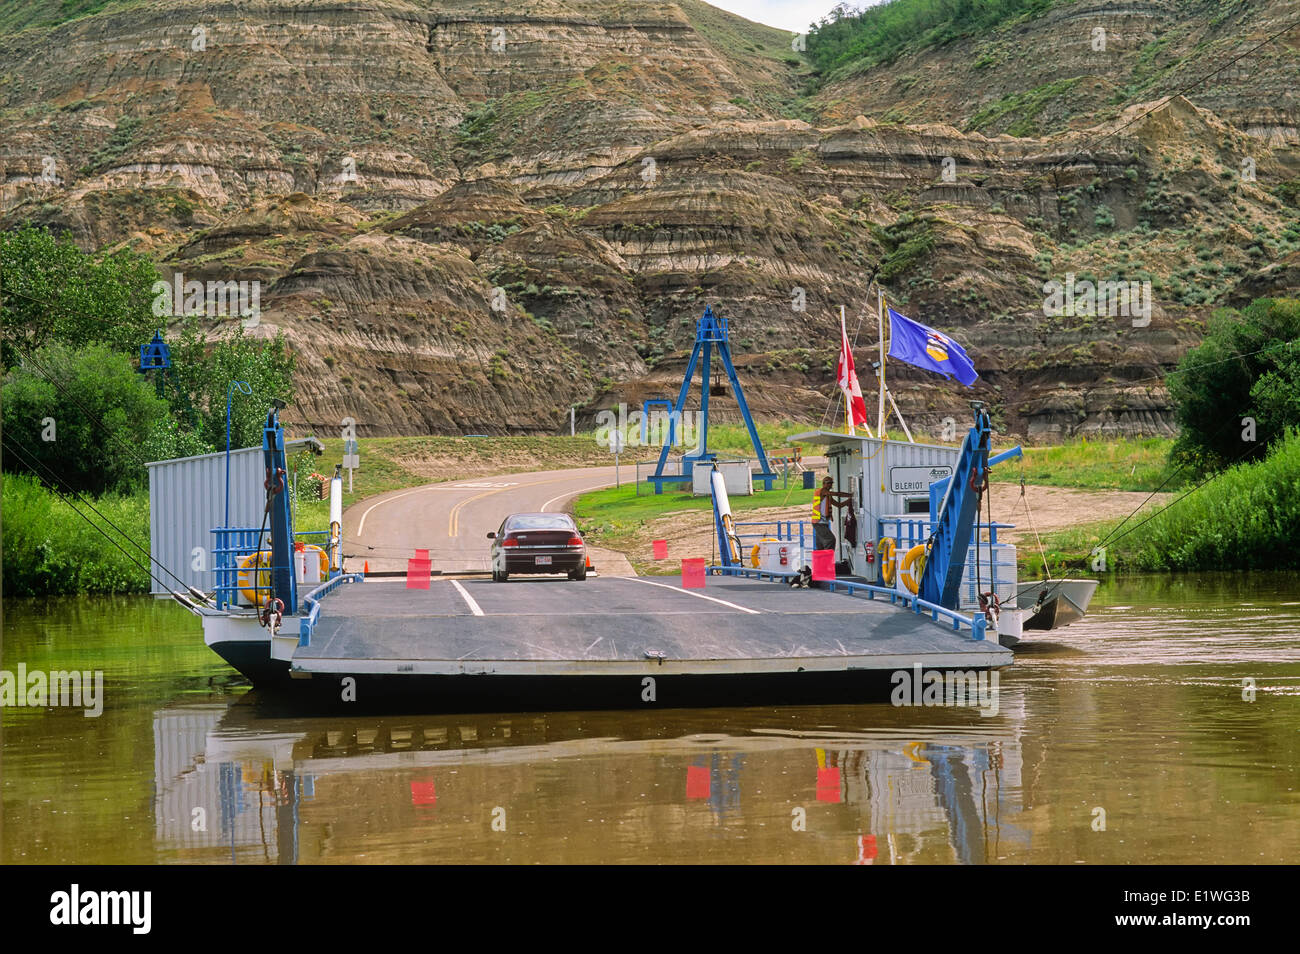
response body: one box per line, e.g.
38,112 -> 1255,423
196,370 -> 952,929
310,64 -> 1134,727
886,306 -> 979,387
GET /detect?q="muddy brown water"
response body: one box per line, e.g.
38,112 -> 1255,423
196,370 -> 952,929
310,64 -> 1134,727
3,573 -> 1297,864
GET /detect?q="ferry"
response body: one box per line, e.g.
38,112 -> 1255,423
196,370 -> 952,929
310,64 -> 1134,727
157,400 -> 1094,710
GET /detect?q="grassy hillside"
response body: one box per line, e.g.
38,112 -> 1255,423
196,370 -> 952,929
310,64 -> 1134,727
0,0 -> 142,35
1029,430 -> 1300,571
806,0 -> 1055,78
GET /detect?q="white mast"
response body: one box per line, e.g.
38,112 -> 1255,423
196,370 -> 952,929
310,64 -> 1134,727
877,286 -> 886,436
840,305 -> 855,436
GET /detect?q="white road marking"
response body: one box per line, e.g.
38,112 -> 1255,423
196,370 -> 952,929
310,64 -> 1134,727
450,579 -> 484,616
540,482 -> 616,512
619,576 -> 762,615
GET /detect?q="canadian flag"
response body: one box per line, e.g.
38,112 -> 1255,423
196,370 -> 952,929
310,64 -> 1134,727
837,309 -> 869,430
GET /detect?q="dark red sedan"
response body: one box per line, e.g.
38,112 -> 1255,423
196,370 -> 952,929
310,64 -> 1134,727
488,512 -> 587,582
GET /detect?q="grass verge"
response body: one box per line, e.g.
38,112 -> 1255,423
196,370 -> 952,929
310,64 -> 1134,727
574,480 -> 808,573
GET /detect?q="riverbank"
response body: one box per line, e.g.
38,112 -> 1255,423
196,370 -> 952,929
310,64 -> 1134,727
6,431 -> 1291,595
1034,429 -> 1300,571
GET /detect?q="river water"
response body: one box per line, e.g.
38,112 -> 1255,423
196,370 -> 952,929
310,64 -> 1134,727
3,573 -> 1298,864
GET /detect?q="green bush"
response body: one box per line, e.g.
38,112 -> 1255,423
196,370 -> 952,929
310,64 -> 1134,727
1120,430 -> 1300,570
1169,298 -> 1300,471
2,342 -> 187,495
1,473 -> 150,596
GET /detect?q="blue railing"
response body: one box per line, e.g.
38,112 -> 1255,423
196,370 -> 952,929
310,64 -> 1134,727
878,516 -> 1015,550
733,520 -> 809,552
708,565 -> 987,641
877,517 -> 1017,607
211,526 -> 332,611
298,573 -> 363,647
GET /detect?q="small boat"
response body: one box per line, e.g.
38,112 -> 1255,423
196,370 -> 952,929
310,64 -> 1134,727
1014,579 -> 1099,631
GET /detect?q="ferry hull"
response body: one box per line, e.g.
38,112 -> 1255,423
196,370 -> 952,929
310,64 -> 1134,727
200,575 -> 1012,711
204,668 -> 1006,714
209,639 -> 292,686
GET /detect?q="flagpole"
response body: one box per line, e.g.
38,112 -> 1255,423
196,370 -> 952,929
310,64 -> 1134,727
841,306 -> 855,436
877,288 -> 886,437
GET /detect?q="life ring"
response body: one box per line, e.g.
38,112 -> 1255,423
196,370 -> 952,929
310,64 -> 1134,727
898,544 -> 927,595
237,550 -> 273,606
750,537 -> 778,568
878,537 -> 897,584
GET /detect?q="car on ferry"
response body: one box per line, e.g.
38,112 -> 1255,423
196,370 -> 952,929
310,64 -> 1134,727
488,512 -> 587,582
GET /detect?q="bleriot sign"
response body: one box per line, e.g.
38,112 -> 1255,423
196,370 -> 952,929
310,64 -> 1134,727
889,465 -> 953,494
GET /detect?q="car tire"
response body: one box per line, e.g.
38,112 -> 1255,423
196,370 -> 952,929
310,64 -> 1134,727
569,563 -> 587,581
492,569 -> 508,583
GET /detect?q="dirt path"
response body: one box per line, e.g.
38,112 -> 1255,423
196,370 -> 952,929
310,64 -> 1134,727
613,483 -> 1172,568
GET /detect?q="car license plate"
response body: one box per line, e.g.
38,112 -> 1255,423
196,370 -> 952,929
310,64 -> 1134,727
534,556 -> 552,565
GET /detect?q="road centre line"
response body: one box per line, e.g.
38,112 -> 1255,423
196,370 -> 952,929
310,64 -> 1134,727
448,472 -> 616,536
355,470 -> 616,539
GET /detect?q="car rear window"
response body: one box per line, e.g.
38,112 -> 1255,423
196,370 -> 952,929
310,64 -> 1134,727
506,514 -> 576,531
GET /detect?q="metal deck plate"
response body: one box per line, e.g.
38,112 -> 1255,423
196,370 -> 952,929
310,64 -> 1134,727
294,576 -> 1011,675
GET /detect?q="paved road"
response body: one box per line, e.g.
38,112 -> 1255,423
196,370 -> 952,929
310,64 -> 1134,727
342,465 -> 630,575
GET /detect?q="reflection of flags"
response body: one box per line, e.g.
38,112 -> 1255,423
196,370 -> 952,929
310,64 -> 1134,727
837,310 -> 869,429
887,306 -> 979,387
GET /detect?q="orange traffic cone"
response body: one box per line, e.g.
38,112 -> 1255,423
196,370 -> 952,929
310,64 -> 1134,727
363,560 -> 369,576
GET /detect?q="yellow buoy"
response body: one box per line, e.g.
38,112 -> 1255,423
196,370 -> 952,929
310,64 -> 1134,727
237,550 -> 273,607
878,537 -> 897,585
750,537 -> 778,568
898,544 -> 927,595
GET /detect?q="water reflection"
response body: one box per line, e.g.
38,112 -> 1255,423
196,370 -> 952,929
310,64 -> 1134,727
153,698 -> 1030,864
7,574 -> 1299,864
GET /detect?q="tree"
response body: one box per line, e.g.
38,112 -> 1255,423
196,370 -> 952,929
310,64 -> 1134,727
1,342 -> 198,496
0,224 -> 160,369
165,318 -> 298,452
1169,298 -> 1300,471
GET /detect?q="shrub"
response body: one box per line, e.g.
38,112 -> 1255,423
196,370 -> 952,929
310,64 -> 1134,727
1,473 -> 150,596
2,342 -> 182,495
1169,298 -> 1300,471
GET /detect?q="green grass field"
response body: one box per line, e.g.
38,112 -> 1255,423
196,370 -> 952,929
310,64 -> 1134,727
575,481 -> 802,529
989,437 -> 1184,492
